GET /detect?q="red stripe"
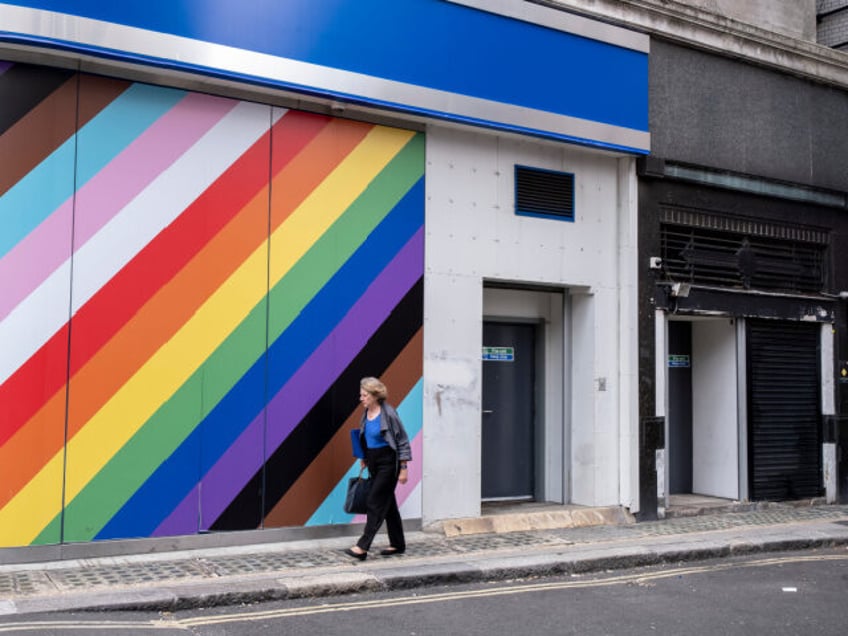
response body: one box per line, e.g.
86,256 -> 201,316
0,110 -> 332,447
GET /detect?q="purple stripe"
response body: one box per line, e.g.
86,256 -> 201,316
154,229 -> 424,536
0,62 -> 11,75
0,92 -> 236,322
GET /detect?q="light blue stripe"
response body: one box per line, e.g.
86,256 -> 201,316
307,378 -> 423,526
0,82 -> 186,259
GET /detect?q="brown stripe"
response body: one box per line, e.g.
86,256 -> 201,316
264,328 -> 423,527
77,74 -> 131,125
0,74 -> 129,197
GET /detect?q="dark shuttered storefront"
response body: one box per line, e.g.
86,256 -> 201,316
747,320 -> 822,500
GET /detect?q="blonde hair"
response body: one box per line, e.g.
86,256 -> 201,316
360,376 -> 387,402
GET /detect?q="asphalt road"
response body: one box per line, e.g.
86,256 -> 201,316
2,547 -> 847,635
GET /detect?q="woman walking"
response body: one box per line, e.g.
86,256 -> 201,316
345,377 -> 412,560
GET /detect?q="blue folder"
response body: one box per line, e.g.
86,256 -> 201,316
350,429 -> 365,458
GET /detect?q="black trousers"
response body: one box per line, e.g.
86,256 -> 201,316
356,446 -> 405,552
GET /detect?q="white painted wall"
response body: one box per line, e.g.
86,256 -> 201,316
692,319 -> 739,499
422,125 -> 638,523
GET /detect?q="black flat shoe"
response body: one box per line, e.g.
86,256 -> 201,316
380,547 -> 405,556
344,547 -> 367,561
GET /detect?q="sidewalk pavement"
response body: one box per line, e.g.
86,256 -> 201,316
1,502 -> 847,617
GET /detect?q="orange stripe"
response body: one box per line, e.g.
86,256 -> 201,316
264,328 -> 423,527
0,117 -> 374,510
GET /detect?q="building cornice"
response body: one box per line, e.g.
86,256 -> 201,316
541,0 -> 848,89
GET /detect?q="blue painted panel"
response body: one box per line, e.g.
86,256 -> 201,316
1,0 -> 648,145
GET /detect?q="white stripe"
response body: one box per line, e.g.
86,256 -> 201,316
0,102 -> 281,385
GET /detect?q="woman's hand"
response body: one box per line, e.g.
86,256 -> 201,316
360,459 -> 367,470
398,466 -> 408,484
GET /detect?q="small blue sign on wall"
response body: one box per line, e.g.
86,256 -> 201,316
483,346 -> 514,361
668,355 -> 690,368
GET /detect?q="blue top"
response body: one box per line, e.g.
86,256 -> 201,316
364,413 -> 388,449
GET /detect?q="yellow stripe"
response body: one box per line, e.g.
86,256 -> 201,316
0,125 -> 414,545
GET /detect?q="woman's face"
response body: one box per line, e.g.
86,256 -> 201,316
359,388 -> 377,409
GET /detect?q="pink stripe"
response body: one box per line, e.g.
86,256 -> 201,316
0,93 -> 237,321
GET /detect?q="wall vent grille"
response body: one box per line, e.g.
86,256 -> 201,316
515,165 -> 574,221
660,208 -> 828,293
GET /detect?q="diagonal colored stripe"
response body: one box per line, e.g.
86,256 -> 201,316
99,158 -> 423,540
263,329 -> 422,527
0,101 -> 278,454
0,74 -> 129,198
0,61 -> 11,75
0,82 -> 186,260
0,92 -> 238,323
15,125 -> 415,546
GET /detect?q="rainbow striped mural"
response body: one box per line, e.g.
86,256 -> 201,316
0,62 -> 424,547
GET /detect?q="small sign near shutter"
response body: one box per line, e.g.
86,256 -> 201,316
483,346 -> 514,361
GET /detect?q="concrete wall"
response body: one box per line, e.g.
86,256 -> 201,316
650,38 -> 848,191
422,125 -> 639,521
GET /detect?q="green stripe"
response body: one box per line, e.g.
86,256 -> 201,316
38,132 -> 424,543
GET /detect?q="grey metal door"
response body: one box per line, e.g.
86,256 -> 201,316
482,322 -> 535,500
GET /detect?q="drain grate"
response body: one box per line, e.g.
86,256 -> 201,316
0,572 -> 47,596
448,531 -> 556,553
51,560 -> 210,590
207,550 -> 342,576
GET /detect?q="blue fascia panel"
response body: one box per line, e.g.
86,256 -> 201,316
0,0 -> 649,152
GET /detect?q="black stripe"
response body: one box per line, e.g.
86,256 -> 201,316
0,63 -> 76,137
211,278 -> 424,531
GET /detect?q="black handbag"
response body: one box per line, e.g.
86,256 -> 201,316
344,468 -> 371,514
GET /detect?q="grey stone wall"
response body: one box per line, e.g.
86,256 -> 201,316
683,0 -> 816,40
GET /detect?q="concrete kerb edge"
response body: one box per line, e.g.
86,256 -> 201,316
19,534 -> 848,615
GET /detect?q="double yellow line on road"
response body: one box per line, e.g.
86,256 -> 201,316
1,553 -> 845,632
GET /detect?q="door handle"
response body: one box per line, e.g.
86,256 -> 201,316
482,410 -> 494,414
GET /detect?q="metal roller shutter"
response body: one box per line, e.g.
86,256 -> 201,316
747,320 -> 822,500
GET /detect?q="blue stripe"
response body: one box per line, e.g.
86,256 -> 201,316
0,83 -> 185,258
95,180 -> 423,539
307,379 -> 423,526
